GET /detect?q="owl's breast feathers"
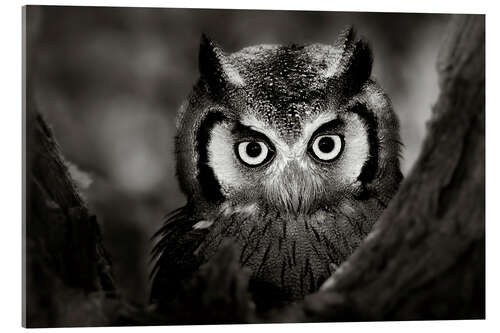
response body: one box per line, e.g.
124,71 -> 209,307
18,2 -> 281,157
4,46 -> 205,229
151,197 -> 382,311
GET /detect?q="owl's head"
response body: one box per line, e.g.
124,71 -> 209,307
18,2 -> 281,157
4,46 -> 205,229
175,28 -> 402,221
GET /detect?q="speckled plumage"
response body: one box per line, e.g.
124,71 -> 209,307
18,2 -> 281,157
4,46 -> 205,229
151,28 -> 403,311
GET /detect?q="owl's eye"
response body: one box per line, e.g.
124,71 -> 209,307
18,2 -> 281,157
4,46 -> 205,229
236,141 -> 272,167
309,134 -> 343,162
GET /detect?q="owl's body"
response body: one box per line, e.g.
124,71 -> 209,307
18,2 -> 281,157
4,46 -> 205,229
151,29 -> 402,311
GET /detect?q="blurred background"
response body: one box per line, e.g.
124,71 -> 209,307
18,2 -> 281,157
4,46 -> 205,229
26,6 -> 451,306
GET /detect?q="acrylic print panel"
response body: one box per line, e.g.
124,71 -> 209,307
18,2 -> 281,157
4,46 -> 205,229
23,5 -> 485,327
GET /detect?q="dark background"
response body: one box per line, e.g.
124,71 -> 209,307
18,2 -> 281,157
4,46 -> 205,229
27,6 -> 450,305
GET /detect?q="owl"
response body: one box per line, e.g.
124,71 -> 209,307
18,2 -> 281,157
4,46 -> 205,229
151,27 -> 402,312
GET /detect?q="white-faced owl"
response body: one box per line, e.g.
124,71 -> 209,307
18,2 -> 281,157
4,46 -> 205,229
151,27 -> 402,311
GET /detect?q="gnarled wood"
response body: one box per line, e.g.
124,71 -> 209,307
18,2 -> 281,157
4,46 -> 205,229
25,109 -> 118,327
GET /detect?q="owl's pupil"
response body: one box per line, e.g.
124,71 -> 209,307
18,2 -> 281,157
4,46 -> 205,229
246,142 -> 262,157
318,137 -> 335,153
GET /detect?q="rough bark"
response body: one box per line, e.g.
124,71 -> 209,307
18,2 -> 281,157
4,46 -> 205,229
23,14 -> 484,326
25,110 -> 118,327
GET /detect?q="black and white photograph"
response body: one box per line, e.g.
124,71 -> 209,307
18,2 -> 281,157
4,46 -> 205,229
21,3 -> 485,328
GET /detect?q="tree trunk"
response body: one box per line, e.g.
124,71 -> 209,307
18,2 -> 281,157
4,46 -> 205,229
23,14 -> 485,326
25,109 -> 118,327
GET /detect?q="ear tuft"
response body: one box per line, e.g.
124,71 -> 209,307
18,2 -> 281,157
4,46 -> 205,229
334,26 -> 356,50
198,34 -> 244,96
341,38 -> 373,94
199,34 -> 223,79
326,27 -> 373,96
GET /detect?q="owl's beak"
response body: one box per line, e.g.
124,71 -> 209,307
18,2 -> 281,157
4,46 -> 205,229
265,160 -> 322,215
